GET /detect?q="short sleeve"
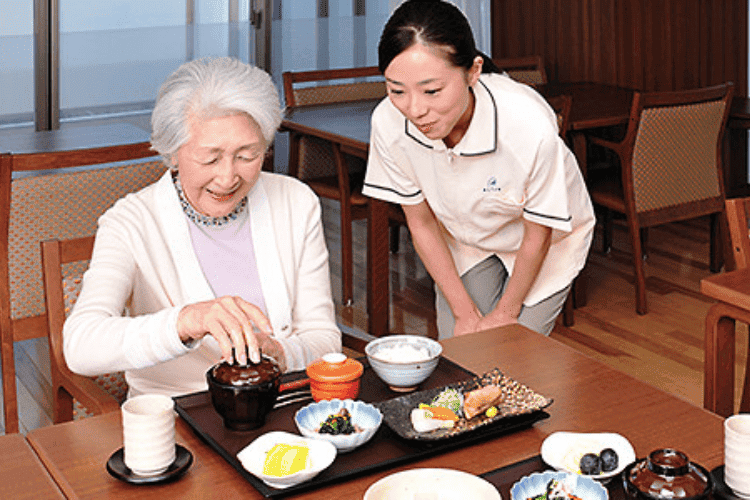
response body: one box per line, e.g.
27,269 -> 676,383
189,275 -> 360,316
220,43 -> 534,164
362,104 -> 425,206
522,133 -> 576,233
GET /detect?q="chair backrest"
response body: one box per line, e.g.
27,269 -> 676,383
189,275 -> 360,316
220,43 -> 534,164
725,197 -> 750,271
492,55 -> 547,85
0,142 -> 163,432
545,94 -> 573,143
622,83 -> 733,219
41,235 -> 127,422
283,67 -> 384,183
282,66 -> 385,109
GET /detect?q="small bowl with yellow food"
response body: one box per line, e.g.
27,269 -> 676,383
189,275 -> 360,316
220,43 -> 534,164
236,431 -> 337,489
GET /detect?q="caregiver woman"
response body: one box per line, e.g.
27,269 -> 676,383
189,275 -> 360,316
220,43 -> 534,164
64,58 -> 341,397
363,0 -> 595,338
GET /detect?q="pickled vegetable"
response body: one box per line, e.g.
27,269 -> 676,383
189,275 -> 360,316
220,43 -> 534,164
263,443 -> 309,476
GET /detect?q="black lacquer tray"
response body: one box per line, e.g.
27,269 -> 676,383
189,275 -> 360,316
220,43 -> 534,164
174,357 -> 551,498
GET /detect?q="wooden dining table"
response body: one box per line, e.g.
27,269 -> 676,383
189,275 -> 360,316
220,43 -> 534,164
0,433 -> 64,499
25,324 -> 725,499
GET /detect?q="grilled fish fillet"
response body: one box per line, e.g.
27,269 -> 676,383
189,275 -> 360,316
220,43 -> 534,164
463,385 -> 504,419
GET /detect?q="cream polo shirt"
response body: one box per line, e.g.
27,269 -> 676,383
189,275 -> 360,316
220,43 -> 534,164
363,73 -> 595,306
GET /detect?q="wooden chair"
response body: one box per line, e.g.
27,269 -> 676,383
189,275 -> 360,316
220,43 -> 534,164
283,67 -> 395,305
41,236 -> 128,423
586,82 -> 734,315
700,196 -> 750,417
0,144 -> 164,432
725,197 -> 750,272
493,55 -> 547,86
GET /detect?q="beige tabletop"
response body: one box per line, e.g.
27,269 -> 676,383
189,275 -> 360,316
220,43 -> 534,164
0,433 -> 64,499
26,324 -> 725,499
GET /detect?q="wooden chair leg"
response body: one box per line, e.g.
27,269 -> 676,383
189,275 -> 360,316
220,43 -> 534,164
602,208 -> 613,254
709,212 -> 723,273
562,292 -> 575,327
340,210 -> 354,307
54,386 -> 74,424
630,222 -> 648,315
1,344 -> 19,433
390,225 -> 400,254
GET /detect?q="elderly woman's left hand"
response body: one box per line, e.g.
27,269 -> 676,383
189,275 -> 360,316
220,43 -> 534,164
176,296 -> 285,369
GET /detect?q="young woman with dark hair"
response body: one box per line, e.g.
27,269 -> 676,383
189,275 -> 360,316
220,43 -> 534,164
363,0 -> 594,338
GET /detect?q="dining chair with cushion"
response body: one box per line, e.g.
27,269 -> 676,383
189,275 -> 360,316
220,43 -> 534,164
283,66 -> 404,306
586,82 -> 734,315
0,145 -> 164,432
41,235 -> 127,423
492,55 -> 547,86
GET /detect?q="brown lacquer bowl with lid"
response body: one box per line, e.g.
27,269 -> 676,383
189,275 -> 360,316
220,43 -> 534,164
623,449 -> 713,500
206,353 -> 282,430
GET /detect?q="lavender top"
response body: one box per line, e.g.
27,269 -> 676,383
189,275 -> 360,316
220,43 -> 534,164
186,207 -> 268,315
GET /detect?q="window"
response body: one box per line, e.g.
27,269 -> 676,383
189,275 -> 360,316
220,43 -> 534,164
0,2 -> 34,127
0,0 -> 489,131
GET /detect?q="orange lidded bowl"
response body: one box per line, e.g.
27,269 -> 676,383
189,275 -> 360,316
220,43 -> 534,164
306,353 -> 363,401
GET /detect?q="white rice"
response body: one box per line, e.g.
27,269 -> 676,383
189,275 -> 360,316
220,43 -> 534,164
374,343 -> 430,363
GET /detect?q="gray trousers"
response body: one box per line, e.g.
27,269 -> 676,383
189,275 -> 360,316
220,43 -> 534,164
435,255 -> 571,339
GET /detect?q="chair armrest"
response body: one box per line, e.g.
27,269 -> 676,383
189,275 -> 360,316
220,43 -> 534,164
57,371 -> 121,415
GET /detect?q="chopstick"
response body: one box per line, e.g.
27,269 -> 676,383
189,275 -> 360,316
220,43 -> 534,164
274,389 -> 313,409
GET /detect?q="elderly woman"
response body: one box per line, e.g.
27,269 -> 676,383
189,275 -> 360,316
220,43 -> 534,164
64,57 -> 342,397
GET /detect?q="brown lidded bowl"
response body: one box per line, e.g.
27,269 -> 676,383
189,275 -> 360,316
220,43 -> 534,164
306,353 -> 363,401
623,449 -> 713,500
206,353 -> 282,431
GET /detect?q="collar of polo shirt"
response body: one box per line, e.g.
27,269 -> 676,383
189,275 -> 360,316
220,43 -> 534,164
404,78 -> 498,157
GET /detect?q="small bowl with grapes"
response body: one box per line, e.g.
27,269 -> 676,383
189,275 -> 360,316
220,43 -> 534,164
294,399 -> 382,452
541,431 -> 636,482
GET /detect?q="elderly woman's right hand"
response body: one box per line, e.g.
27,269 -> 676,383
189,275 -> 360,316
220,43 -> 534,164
176,296 -> 274,365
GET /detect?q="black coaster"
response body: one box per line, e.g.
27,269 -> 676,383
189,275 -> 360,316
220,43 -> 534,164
106,444 -> 193,485
712,465 -> 749,500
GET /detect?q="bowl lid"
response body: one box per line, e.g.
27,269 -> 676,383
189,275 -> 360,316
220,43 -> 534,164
306,353 -> 363,383
210,355 -> 282,387
626,449 -> 712,500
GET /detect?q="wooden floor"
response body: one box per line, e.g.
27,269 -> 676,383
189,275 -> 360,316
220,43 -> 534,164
3,198 -> 747,434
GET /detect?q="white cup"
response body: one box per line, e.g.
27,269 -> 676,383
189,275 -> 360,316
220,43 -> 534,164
122,394 -> 176,476
725,414 -> 750,498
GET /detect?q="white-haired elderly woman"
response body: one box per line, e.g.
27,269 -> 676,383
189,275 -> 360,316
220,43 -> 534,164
64,57 -> 342,397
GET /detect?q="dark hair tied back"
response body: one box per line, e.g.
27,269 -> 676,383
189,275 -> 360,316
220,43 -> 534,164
378,0 -> 499,74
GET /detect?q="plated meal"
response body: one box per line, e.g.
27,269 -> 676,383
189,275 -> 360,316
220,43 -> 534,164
376,367 -> 553,440
541,431 -> 636,481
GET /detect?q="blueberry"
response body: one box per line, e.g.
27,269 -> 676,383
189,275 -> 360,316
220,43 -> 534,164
600,448 -> 619,472
579,452 -> 602,474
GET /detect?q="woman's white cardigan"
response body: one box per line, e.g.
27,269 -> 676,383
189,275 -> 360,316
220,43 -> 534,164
63,170 -> 342,397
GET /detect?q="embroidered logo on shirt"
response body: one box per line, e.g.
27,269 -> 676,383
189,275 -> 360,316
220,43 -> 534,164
483,176 -> 502,192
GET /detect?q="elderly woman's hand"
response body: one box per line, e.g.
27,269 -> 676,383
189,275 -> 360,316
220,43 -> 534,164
176,296 -> 285,368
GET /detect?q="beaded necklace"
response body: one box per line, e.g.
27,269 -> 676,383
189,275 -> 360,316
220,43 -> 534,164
172,172 -> 248,228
